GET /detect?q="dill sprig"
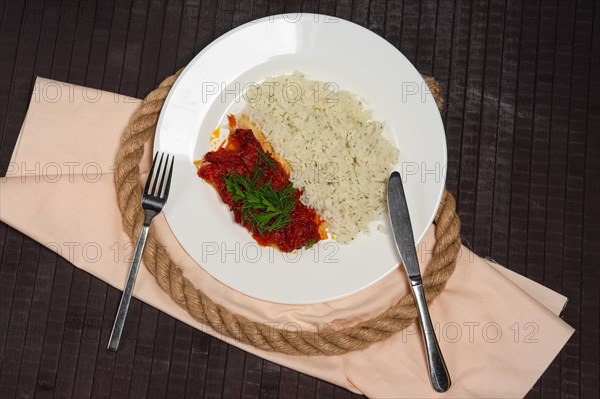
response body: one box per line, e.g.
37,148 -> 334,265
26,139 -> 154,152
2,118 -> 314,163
224,152 -> 296,235
256,148 -> 277,170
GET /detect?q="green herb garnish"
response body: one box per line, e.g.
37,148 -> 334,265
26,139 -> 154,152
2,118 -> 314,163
256,148 -> 277,170
224,161 -> 296,235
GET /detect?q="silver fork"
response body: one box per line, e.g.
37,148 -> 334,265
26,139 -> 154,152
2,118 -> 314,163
108,152 -> 174,351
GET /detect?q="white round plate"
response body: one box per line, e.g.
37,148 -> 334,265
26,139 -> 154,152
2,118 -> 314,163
154,14 -> 447,304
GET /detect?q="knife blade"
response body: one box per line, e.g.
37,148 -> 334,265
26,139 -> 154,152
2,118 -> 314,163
387,171 -> 451,393
387,171 -> 421,280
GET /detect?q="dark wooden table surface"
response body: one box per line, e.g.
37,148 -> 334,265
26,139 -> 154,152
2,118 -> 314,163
1,0 -> 598,398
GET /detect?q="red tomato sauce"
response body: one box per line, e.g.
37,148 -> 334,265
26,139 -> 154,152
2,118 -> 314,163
197,128 -> 325,252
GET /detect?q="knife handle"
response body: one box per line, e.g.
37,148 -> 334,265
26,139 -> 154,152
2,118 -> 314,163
410,281 -> 451,393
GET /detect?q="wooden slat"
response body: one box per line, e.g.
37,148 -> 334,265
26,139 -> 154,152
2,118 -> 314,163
240,352 -> 263,398
121,0 -> 151,98
432,0 -> 455,124
184,327 -> 210,398
102,0 -> 133,93
221,345 -> 245,398
71,278 -> 107,397
351,0 -> 369,28
278,366 -> 299,399
212,0 -> 234,41
383,0 -> 403,49
156,0 -> 184,77
84,0 -> 114,90
368,0 -> 387,38
333,385 -> 354,399
194,0 -> 217,54
302,0 -> 320,14
415,0 -> 436,75
147,312 -> 177,398
127,305 -> 159,398
318,0 -> 336,16
109,299 -> 143,398
53,269 -> 90,398
50,0 -> 81,81
283,0 -> 301,14
203,335 -> 228,399
165,323 -> 193,398
136,0 -> 168,96
0,1 -> 8,28
67,0 -> 99,86
297,373 -> 317,398
259,360 -> 281,399
87,288 -> 119,397
399,0 -> 419,63
268,0 -> 284,15
316,379 -> 334,398
335,0 -> 353,22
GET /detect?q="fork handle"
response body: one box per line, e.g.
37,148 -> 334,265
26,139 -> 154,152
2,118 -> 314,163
108,223 -> 150,351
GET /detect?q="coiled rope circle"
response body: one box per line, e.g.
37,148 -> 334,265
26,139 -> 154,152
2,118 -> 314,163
113,71 -> 461,355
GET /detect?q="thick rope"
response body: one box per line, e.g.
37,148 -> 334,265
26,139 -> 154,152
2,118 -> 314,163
114,71 -> 461,355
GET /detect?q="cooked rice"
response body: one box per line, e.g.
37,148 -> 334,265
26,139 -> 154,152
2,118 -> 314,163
243,73 -> 399,243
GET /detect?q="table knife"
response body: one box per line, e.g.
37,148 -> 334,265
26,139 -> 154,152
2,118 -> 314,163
387,171 -> 451,393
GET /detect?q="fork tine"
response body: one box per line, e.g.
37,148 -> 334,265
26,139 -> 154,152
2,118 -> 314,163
157,155 -> 172,199
162,155 -> 174,200
150,152 -> 165,196
144,152 -> 159,195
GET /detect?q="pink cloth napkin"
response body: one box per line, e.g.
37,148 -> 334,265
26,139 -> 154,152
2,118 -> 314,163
0,78 -> 574,398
